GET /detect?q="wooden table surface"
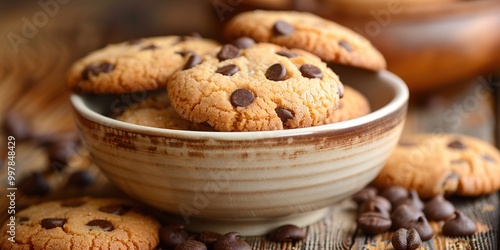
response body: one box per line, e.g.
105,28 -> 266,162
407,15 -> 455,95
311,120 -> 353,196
0,1 -> 499,249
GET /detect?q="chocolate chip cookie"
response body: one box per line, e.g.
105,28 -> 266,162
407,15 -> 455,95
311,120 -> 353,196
167,43 -> 343,131
320,85 -> 370,124
67,36 -> 219,93
371,133 -> 500,198
0,197 -> 161,249
223,10 -> 386,71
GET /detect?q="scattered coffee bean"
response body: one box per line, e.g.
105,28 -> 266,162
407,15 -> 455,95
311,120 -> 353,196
273,20 -> 295,36
216,64 -> 239,76
19,172 -> 51,196
380,185 -> 409,205
423,195 -> 455,221
357,212 -> 392,235
447,140 -> 466,150
230,88 -> 255,107
299,64 -> 323,79
87,219 -> 114,231
81,62 -> 114,80
404,216 -> 434,241
3,112 -> 31,141
217,44 -> 240,61
275,108 -> 294,124
352,186 -> 378,205
183,53 -> 202,70
338,40 -> 353,52
395,190 -> 424,211
269,224 -> 305,242
198,231 -> 222,249
442,211 -> 477,237
67,170 -> 94,188
213,232 -> 251,250
390,204 -> 424,230
276,51 -> 299,58
160,224 -> 189,248
41,218 -> 66,229
392,228 -> 421,250
232,37 -> 255,49
265,63 -> 288,81
60,198 -> 86,207
175,240 -> 207,250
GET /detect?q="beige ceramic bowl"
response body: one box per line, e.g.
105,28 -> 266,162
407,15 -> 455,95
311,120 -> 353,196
70,65 -> 408,235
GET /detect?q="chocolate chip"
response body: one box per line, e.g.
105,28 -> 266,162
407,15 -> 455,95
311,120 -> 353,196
380,185 -> 409,205
61,199 -> 86,207
127,38 -> 142,45
217,44 -> 240,61
390,204 -> 424,230
352,186 -> 378,205
99,204 -> 130,215
442,211 -> 477,237
392,228 -> 421,250
19,217 -> 29,225
275,108 -> 294,124
232,37 -> 255,49
19,172 -> 51,196
394,190 -> 424,211
357,212 -> 392,235
87,219 -> 114,231
404,216 -> 434,241
300,64 -> 323,79
183,53 -> 202,70
216,64 -> 239,76
41,218 -> 66,229
273,20 -> 295,36
175,240 -> 207,250
359,197 -> 392,217
213,232 -> 251,250
423,195 -> 455,221
338,82 -> 344,99
176,50 -> 194,57
81,62 -> 114,80
230,89 -> 254,107
67,170 -> 94,188
160,224 -> 189,248
448,140 -> 466,150
269,224 -> 305,242
276,51 -> 299,58
338,40 -> 353,52
141,44 -> 159,50
3,112 -> 31,141
265,63 -> 288,81
197,231 -> 222,249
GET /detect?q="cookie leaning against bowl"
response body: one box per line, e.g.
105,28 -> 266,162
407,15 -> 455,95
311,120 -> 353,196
116,91 -> 214,131
67,35 -> 219,93
371,133 -> 500,198
0,197 -> 161,250
223,10 -> 386,71
167,43 -> 343,131
320,85 -> 370,124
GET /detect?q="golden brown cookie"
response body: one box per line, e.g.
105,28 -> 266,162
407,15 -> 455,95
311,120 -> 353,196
223,10 -> 386,71
67,36 -> 219,93
321,85 -> 370,124
167,43 -> 343,132
0,197 -> 161,249
116,92 -> 214,131
371,133 -> 500,198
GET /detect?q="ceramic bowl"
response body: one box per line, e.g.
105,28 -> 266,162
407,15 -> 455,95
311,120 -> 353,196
70,65 -> 408,235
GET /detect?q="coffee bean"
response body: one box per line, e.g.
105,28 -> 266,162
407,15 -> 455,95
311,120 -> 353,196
273,20 -> 295,36
338,82 -> 344,99
216,64 -> 239,76
175,240 -> 207,250
404,216 -> 434,241
423,195 -> 455,221
41,218 -> 66,229
392,228 -> 421,250
198,231 -> 222,248
275,108 -> 294,124
141,44 -> 159,51
266,63 -> 288,81
61,198 -> 86,207
442,211 -> 477,237
217,44 -> 240,61
300,64 -> 323,79
230,88 -> 254,107
395,190 -> 424,211
67,170 -> 94,188
232,37 -> 255,49
390,204 -> 424,230
269,224 -> 305,242
183,53 -> 202,70
276,51 -> 299,58
3,112 -> 31,141
87,219 -> 114,232
338,40 -> 353,52
357,212 -> 391,235
213,232 -> 251,250
81,62 -> 114,80
352,186 -> 378,205
160,224 -> 189,248
19,172 -> 51,196
99,204 -> 130,215
380,185 -> 409,205
448,140 -> 466,150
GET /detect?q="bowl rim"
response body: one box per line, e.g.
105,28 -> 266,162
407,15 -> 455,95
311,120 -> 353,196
70,69 -> 408,140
